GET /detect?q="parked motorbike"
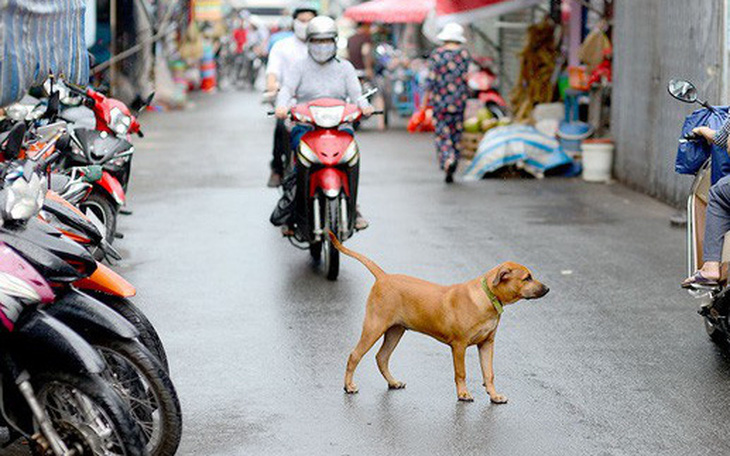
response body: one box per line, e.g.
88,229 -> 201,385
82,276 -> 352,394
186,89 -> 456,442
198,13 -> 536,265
0,142 -> 181,454
275,98 -> 378,280
467,56 -> 508,119
0,221 -> 146,455
668,78 -> 730,347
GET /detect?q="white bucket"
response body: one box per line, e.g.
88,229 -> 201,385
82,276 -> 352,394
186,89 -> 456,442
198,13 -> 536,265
581,141 -> 614,182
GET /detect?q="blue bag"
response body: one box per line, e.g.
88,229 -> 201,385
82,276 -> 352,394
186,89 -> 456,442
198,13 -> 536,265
676,106 -> 730,184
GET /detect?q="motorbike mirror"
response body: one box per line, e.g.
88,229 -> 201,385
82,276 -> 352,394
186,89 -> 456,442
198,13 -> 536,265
668,79 -> 698,103
1,123 -> 27,160
44,91 -> 60,120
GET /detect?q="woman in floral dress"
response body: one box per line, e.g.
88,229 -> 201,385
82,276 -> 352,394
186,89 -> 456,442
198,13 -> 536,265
423,23 -> 471,183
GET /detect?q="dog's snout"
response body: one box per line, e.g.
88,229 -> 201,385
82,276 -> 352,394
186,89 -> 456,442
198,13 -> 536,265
541,286 -> 550,296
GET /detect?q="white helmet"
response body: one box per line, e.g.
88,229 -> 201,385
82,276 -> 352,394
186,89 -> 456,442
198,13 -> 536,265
306,16 -> 338,42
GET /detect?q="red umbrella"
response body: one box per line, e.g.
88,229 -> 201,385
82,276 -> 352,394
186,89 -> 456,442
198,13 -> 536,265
344,0 -> 435,24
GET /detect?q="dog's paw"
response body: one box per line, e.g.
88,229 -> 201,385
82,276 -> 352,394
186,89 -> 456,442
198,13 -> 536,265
388,381 -> 406,390
489,394 -> 508,404
457,391 -> 474,402
344,383 -> 359,394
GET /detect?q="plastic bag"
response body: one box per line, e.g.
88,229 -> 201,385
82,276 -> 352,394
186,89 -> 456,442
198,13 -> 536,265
407,106 -> 435,133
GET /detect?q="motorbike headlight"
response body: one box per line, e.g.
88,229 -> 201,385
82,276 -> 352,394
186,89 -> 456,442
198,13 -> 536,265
0,273 -> 41,305
309,106 -> 344,128
342,140 -> 359,166
3,173 -> 46,221
297,141 -> 320,168
109,107 -> 132,136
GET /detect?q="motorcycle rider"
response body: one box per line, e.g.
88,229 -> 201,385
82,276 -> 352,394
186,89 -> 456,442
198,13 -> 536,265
683,120 -> 730,287
264,4 -> 318,188
273,16 -> 374,233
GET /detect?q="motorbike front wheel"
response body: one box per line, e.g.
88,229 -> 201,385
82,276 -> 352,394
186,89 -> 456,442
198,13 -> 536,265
94,339 -> 182,456
33,371 -> 146,456
323,199 -> 340,281
80,192 -> 118,243
89,293 -> 170,372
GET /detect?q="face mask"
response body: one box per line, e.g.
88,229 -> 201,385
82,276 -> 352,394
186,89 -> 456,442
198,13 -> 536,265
293,20 -> 308,41
308,42 -> 337,64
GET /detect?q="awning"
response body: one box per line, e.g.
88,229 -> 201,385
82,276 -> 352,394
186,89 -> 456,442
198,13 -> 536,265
344,0 -> 436,24
0,0 -> 89,107
435,0 -> 543,25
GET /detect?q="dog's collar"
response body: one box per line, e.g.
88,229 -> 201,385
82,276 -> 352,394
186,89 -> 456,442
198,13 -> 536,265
481,277 -> 504,315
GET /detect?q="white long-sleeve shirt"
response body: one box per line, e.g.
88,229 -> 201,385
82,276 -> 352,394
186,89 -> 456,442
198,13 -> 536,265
266,35 -> 308,85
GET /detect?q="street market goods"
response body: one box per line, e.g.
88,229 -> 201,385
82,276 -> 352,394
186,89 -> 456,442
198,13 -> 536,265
510,19 -> 560,121
332,233 -> 549,403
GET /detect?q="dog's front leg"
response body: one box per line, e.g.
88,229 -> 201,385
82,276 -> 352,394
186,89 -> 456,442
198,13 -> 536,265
450,343 -> 472,402
478,336 -> 508,404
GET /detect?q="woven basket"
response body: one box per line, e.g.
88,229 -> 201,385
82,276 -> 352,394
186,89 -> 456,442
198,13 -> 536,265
460,132 -> 483,160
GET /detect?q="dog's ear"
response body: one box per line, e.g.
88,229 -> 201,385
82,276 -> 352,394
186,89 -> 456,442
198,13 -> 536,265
492,265 -> 511,287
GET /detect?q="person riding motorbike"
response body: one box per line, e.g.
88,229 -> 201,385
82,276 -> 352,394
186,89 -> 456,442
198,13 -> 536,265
683,119 -> 730,287
272,16 -> 374,234
264,4 -> 318,188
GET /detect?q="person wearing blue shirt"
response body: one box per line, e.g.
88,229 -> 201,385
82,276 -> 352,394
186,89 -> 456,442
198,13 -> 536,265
683,119 -> 730,287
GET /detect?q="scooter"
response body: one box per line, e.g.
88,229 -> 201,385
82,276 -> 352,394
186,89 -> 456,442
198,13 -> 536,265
0,161 -> 180,455
467,56 -> 508,119
668,78 -> 730,346
0,243 -> 147,455
277,98 -> 377,280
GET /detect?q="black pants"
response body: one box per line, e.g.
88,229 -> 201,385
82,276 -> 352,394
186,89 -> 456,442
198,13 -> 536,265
271,119 -> 290,175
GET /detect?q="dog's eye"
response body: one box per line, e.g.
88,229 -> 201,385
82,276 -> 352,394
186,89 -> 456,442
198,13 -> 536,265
524,275 -> 532,282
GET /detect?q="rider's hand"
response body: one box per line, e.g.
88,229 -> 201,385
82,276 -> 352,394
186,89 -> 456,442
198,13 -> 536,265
275,106 -> 289,119
693,126 -> 717,142
361,106 -> 375,117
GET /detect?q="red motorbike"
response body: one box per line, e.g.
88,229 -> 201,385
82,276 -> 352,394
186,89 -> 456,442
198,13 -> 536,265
286,98 -> 367,280
467,56 -> 508,119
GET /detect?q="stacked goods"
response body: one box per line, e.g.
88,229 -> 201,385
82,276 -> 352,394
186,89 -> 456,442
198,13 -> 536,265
510,20 -> 559,121
461,108 -> 505,159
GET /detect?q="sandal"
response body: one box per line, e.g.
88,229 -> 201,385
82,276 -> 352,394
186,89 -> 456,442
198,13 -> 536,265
681,271 -> 720,289
444,158 -> 457,184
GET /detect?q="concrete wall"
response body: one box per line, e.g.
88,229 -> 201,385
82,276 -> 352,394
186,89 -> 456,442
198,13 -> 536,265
612,0 -> 725,206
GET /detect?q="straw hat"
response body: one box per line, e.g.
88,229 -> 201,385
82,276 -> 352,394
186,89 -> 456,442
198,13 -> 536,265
436,23 -> 466,44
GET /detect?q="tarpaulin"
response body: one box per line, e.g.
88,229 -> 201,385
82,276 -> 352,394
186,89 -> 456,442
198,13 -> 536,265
344,0 -> 435,24
463,125 -> 573,180
435,0 -> 542,25
0,0 -> 89,107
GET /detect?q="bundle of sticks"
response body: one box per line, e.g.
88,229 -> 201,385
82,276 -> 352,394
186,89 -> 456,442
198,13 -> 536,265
510,19 -> 560,121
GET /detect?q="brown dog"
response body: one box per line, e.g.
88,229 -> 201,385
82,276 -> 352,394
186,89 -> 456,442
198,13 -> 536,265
331,233 -> 549,403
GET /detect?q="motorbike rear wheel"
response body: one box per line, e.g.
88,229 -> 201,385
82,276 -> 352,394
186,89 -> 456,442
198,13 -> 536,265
703,316 -> 727,345
323,199 -> 340,281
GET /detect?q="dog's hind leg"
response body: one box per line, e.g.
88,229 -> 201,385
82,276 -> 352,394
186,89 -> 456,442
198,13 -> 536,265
344,320 -> 388,394
376,325 -> 406,390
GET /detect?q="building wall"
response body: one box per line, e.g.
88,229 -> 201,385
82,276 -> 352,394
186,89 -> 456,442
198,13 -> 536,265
612,0 -> 725,206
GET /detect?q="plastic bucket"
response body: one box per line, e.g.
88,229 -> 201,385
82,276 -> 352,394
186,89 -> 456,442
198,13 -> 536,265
581,140 -> 614,182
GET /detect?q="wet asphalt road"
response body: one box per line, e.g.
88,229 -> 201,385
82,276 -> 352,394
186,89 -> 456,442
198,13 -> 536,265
17,90 -> 730,455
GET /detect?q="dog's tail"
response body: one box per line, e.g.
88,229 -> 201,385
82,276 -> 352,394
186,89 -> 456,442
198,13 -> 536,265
328,231 -> 385,279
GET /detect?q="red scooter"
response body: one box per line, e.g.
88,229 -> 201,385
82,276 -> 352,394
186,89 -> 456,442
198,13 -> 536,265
285,98 -> 370,280
467,57 -> 508,119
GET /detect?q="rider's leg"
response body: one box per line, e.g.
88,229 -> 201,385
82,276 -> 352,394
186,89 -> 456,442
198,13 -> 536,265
268,119 -> 288,187
696,176 -> 730,282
